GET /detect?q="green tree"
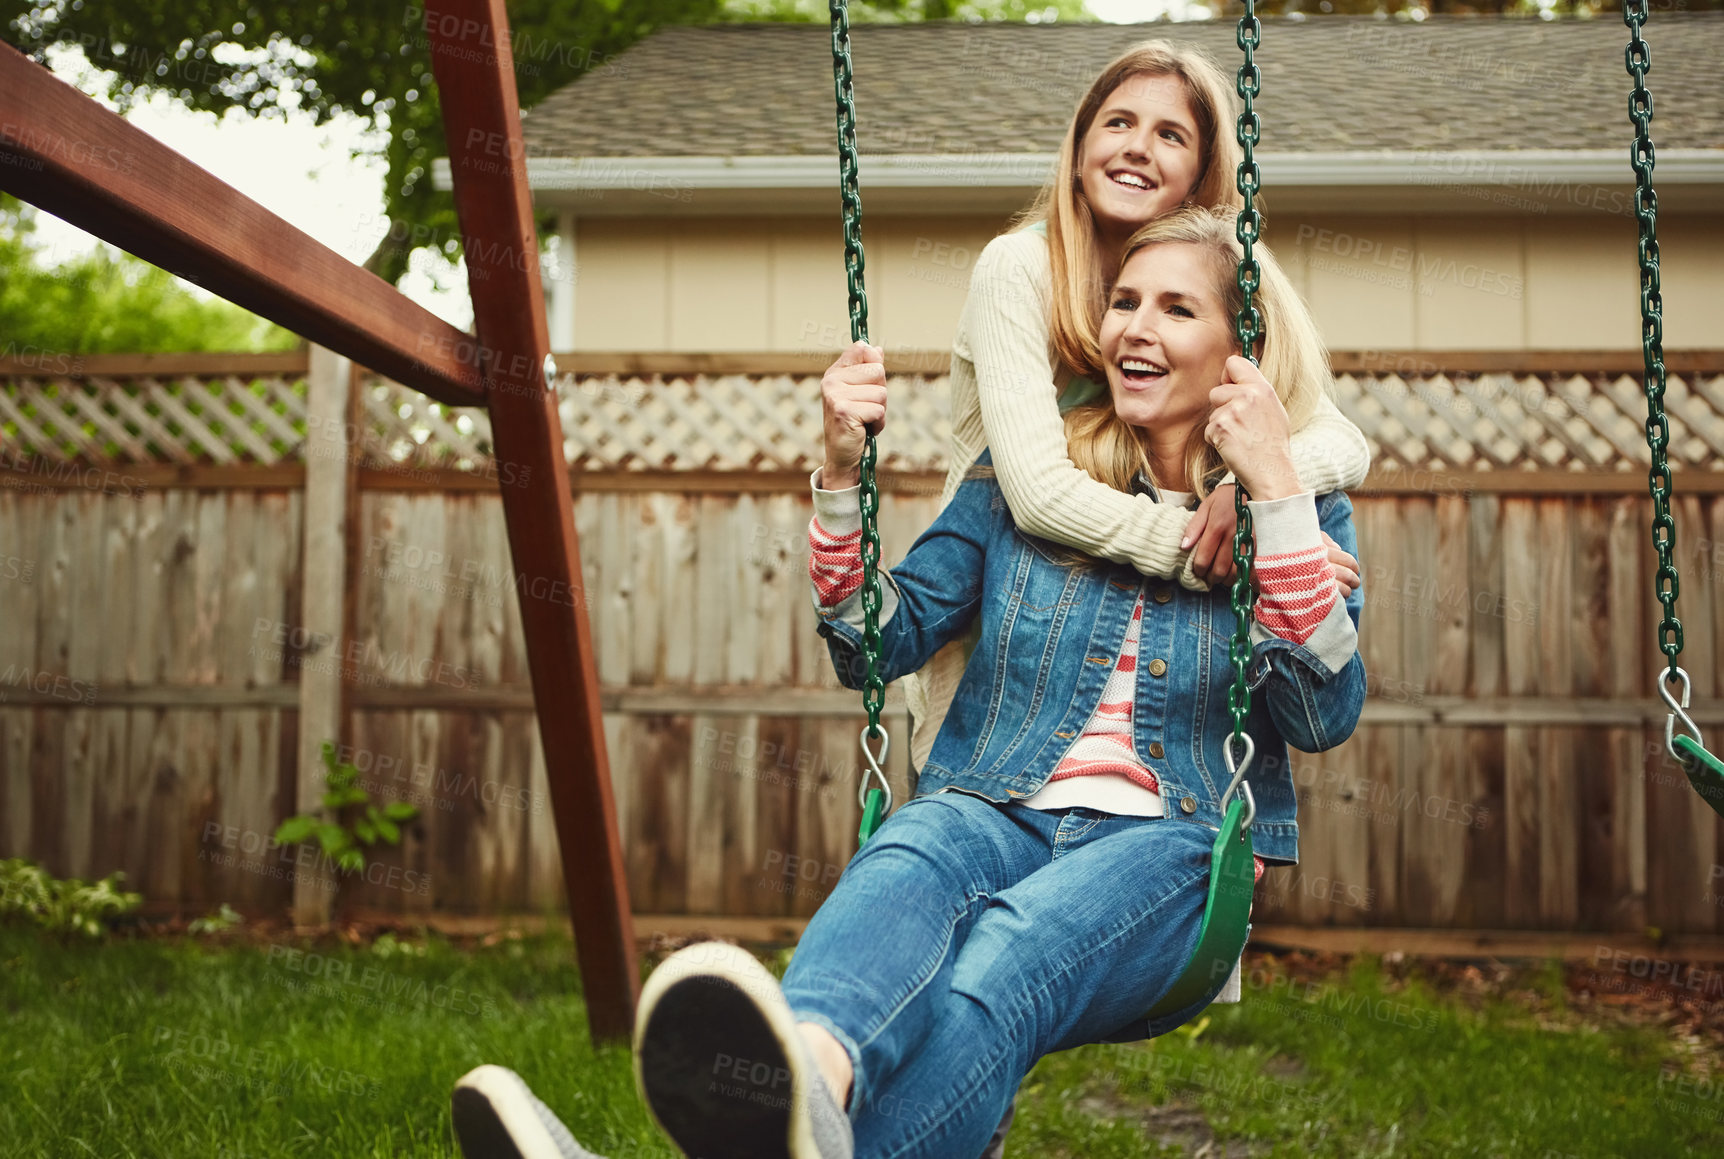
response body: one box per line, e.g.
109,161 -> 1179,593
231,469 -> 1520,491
0,1 -> 729,288
0,194 -> 296,353
0,1 -> 1095,291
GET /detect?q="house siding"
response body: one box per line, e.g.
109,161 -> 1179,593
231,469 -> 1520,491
565,211 -> 1723,354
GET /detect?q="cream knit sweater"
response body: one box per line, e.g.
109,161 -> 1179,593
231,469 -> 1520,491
902,228 -> 1374,771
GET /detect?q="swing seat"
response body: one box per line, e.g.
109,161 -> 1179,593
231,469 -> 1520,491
858,786 -> 886,844
1673,735 -> 1724,820
1145,796 -> 1256,1018
1093,796 -> 1257,1043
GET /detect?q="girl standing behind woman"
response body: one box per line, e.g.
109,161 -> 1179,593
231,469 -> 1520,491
825,41 -> 1372,773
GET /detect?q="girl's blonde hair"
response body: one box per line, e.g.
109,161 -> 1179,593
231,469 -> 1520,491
1064,206 -> 1333,500
1019,40 -> 1245,377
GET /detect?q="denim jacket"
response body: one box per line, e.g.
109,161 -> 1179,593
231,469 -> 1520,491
813,455 -> 1367,864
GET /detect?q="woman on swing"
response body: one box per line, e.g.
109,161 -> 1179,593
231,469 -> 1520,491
454,205 -> 1363,1159
449,39 -> 1367,1159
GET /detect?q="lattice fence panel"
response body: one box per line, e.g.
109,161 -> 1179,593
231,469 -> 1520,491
5,367 -> 1724,476
1333,371 -> 1724,474
360,379 -> 493,470
0,374 -> 309,465
356,371 -> 952,474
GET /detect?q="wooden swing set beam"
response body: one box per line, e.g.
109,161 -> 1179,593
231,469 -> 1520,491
0,4 -> 639,1043
423,0 -> 640,1041
0,42 -> 485,408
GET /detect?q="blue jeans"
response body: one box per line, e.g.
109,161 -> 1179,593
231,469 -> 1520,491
779,790 -> 1231,1159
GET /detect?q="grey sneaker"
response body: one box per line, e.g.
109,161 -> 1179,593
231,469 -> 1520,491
451,1064 -> 608,1159
634,941 -> 854,1159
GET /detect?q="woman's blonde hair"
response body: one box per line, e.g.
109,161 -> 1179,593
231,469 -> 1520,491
1019,40 -> 1245,377
1063,205 -> 1333,500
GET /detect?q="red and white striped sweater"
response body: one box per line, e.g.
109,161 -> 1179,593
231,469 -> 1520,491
1041,595 -> 1159,791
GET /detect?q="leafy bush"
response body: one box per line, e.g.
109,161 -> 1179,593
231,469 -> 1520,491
273,741 -> 419,876
368,931 -> 427,959
187,903 -> 244,936
0,858 -> 142,937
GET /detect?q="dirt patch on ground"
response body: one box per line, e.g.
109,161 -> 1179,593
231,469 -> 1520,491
1076,1090 -> 1267,1157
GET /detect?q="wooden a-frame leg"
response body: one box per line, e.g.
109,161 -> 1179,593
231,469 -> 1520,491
426,0 -> 639,1044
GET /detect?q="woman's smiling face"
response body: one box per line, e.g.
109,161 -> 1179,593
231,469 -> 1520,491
1100,242 -> 1236,435
1078,73 -> 1203,244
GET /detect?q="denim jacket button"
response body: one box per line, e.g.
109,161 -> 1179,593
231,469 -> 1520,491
1148,658 -> 1167,677
1147,741 -> 1165,759
1179,795 -> 1197,814
1153,586 -> 1173,604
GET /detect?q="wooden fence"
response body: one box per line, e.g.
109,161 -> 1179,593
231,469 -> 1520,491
4,351 -> 1724,944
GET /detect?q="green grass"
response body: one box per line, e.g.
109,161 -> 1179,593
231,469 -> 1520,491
1013,955 -> 1717,1158
2,925 -> 1717,1158
1,925 -> 663,1159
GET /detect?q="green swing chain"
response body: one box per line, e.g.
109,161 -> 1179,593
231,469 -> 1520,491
1222,2 -> 1263,810
829,0 -> 890,842
1624,5 -> 1720,788
1624,3 -> 1709,771
1625,4 -> 1682,679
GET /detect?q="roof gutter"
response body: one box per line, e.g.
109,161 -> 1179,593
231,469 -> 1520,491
433,149 -> 1724,192
1268,149 -> 1724,186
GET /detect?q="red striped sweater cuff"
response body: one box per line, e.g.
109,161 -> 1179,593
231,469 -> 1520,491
808,467 -> 867,606
1254,548 -> 1336,645
1248,492 -> 1335,646
809,517 -> 864,605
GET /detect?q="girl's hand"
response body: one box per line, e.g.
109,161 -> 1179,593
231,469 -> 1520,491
820,341 -> 886,490
1205,356 -> 1299,501
1181,483 -> 1239,586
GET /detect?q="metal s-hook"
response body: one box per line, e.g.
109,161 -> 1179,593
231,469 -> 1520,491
857,724 -> 892,813
1219,731 -> 1257,832
1659,665 -> 1706,769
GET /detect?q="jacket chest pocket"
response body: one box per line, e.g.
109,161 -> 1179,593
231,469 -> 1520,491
1198,597 -> 1247,660
1003,533 -> 1084,619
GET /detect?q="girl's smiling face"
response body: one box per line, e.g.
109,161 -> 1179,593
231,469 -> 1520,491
1100,242 -> 1236,436
1078,73 -> 1204,245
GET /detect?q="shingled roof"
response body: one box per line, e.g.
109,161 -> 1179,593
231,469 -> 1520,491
520,14 -> 1724,160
